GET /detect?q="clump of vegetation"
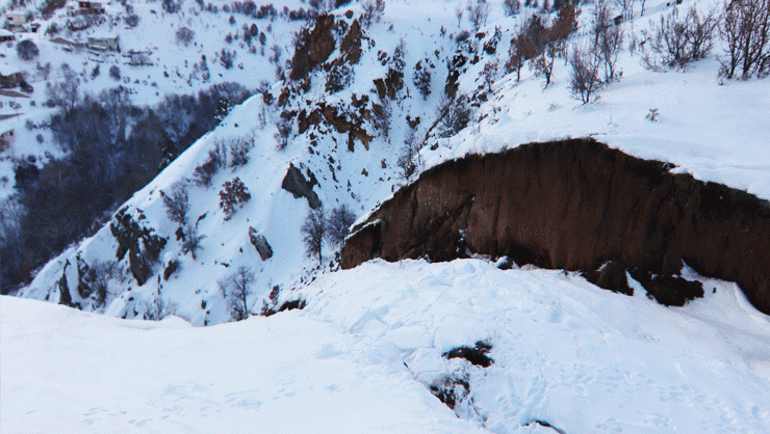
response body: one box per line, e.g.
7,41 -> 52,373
193,144 -> 226,187
16,40 -> 39,61
641,5 -> 717,72
176,26 -> 196,46
302,207 -> 326,265
228,136 -> 253,168
161,181 -> 190,226
219,266 -> 255,321
180,224 -> 206,260
325,204 -> 356,248
219,177 -> 251,220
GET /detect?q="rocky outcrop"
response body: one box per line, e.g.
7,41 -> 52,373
289,14 -> 336,81
281,164 -> 321,209
249,227 -> 273,260
110,208 -> 167,286
342,138 -> 770,315
296,100 -> 373,151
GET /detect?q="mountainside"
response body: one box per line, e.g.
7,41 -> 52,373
3,0 -> 770,432
11,0 -> 770,326
0,0 -> 310,199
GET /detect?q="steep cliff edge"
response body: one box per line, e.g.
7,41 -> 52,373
342,138 -> 770,315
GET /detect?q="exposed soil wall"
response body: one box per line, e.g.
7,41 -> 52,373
342,138 -> 770,315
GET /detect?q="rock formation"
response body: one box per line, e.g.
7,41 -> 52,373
342,138 -> 770,315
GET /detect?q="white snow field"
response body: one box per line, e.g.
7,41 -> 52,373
3,258 -> 770,433
4,0 -> 770,431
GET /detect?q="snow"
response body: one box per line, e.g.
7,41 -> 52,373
4,258 -> 770,433
4,0 -> 770,430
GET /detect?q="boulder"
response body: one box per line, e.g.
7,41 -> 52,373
281,164 -> 322,209
249,227 -> 273,260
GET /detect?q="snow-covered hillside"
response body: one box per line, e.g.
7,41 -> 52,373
3,259 -> 770,433
3,0 -> 770,431
0,0 -> 310,200
12,0 -> 770,325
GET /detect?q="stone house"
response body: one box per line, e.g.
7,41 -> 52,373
67,1 -> 106,16
87,34 -> 119,52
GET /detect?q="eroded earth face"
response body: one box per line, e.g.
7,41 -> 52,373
343,138 -> 770,315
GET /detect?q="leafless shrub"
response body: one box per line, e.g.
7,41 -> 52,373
466,0 -> 490,30
275,116 -> 292,150
641,5 -> 717,71
228,136 -> 253,168
530,43 -> 556,88
372,99 -> 392,139
181,224 -> 206,260
192,144 -> 226,187
569,42 -> 604,104
362,0 -> 385,26
481,61 -> 498,91
397,126 -> 424,180
142,296 -> 178,321
503,0 -> 521,17
437,94 -> 471,138
160,181 -> 190,225
176,27 -> 196,46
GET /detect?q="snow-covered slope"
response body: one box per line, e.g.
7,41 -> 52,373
0,0 -> 310,200
4,258 -> 770,433
12,0 -> 770,327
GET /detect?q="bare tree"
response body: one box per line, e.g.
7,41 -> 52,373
160,181 -> 190,226
592,1 -> 624,82
46,64 -> 80,111
530,42 -> 557,87
481,61 -> 498,91
325,204 -> 356,249
503,0 -> 521,17
181,224 -> 206,260
719,0 -> 770,79
466,0 -> 490,30
506,33 -> 527,82
221,266 -> 255,321
302,207 -> 326,265
569,42 -> 604,104
641,5 -> 718,71
455,4 -> 464,27
275,116 -> 292,150
397,126 -> 423,180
